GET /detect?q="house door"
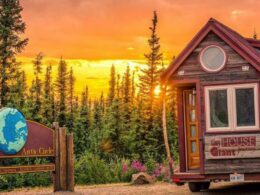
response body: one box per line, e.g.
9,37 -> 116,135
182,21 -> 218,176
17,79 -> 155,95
184,90 -> 200,170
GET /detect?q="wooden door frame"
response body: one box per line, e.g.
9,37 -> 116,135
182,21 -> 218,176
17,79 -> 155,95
183,89 -> 200,170
173,79 -> 204,174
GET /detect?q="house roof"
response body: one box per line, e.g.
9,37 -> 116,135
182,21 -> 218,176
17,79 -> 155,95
246,38 -> 260,48
161,18 -> 260,81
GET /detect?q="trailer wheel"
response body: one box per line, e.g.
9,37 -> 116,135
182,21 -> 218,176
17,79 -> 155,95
200,182 -> 210,190
188,182 -> 210,192
188,182 -> 201,192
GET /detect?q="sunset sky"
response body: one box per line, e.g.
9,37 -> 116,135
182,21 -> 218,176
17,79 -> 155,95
19,0 -> 260,97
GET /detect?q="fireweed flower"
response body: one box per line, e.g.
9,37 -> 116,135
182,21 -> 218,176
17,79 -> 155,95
131,160 -> 146,172
153,164 -> 163,177
122,163 -> 128,173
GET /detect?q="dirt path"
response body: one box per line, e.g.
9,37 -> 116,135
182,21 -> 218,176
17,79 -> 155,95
1,182 -> 260,195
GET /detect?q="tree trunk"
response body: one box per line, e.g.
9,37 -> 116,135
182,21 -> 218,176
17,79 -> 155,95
162,85 -> 174,177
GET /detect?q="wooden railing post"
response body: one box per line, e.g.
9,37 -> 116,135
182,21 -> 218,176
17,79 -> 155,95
53,122 -> 60,192
67,134 -> 75,192
59,127 -> 67,191
53,124 -> 74,192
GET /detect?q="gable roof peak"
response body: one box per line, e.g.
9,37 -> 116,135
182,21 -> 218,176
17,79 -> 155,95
209,17 -> 217,22
161,18 -> 260,81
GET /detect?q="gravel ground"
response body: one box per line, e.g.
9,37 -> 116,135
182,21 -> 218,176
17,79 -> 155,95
1,182 -> 260,195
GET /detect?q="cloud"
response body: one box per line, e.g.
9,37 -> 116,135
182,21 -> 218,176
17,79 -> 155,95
20,0 -> 260,60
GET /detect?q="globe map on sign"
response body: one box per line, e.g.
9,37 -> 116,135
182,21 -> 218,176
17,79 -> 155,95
0,107 -> 28,155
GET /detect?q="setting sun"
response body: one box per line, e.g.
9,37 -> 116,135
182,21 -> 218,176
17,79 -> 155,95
154,85 -> 161,96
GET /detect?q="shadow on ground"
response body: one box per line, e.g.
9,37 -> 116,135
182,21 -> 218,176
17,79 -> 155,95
202,182 -> 260,195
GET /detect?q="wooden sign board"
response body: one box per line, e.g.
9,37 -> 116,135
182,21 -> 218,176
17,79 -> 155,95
0,164 -> 55,175
205,134 -> 260,159
0,120 -> 55,158
0,107 -> 74,192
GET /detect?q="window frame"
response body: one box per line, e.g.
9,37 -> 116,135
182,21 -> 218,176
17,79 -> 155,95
205,83 -> 259,132
199,45 -> 227,73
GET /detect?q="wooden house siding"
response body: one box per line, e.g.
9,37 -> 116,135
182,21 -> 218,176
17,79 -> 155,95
171,32 -> 260,174
171,32 -> 260,82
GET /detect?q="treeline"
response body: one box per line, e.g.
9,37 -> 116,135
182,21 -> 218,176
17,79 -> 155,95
0,0 -> 178,188
8,44 -> 178,163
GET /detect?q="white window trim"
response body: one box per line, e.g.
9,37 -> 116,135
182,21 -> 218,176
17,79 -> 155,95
205,83 -> 259,132
200,45 -> 227,73
233,83 -> 259,131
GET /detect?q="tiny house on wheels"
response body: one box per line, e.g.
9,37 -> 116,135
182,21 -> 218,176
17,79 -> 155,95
162,18 -> 260,192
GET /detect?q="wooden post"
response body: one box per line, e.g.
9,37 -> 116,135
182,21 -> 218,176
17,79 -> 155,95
59,127 -> 67,191
53,122 -> 60,192
66,134 -> 75,192
53,124 -> 74,192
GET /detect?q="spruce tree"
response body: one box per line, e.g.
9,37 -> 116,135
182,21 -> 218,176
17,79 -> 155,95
116,74 -> 120,99
123,65 -> 131,105
18,71 -> 27,109
55,58 -> 68,126
0,0 -> 28,106
42,64 -> 53,125
108,64 -> 116,106
89,98 -> 104,155
103,98 -> 122,156
120,65 -> 134,156
67,67 -> 76,130
131,70 -> 135,104
31,53 -> 43,121
138,11 -> 163,161
9,70 -> 27,110
139,11 -> 162,120
74,86 -> 90,157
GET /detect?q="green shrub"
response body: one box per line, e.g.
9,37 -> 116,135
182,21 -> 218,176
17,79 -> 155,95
75,152 -> 132,184
145,158 -> 156,174
0,158 -> 52,191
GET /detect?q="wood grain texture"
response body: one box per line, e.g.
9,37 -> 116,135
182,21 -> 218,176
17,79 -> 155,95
59,128 -> 67,191
204,134 -> 260,174
66,134 -> 75,192
205,159 -> 260,174
53,123 -> 60,192
0,164 -> 55,175
171,31 -> 260,176
172,32 -> 260,81
176,88 -> 187,172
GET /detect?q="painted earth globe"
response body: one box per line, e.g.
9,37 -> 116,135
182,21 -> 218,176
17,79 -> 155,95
0,107 -> 28,155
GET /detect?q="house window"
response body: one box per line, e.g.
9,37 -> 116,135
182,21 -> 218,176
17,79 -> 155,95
209,89 -> 229,128
200,45 -> 226,72
205,83 -> 259,131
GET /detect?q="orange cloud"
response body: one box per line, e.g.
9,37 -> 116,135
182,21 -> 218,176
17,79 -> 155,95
20,0 -> 260,60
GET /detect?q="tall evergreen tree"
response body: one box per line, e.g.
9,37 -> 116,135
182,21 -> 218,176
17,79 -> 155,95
74,86 -> 90,157
138,11 -> 164,161
9,70 -> 27,110
67,66 -> 76,130
55,58 -> 68,126
108,64 -> 116,106
116,74 -> 120,99
123,65 -> 131,105
139,11 -> 162,120
0,0 -> 28,106
89,98 -> 104,155
31,53 -> 43,121
131,70 -> 135,104
103,98 -> 122,156
18,71 -> 27,109
120,65 -> 133,156
42,64 -> 53,125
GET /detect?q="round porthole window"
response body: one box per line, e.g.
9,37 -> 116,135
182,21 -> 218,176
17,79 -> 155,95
200,45 -> 226,72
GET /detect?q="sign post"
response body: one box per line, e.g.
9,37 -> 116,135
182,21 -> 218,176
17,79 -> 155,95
0,108 -> 74,192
